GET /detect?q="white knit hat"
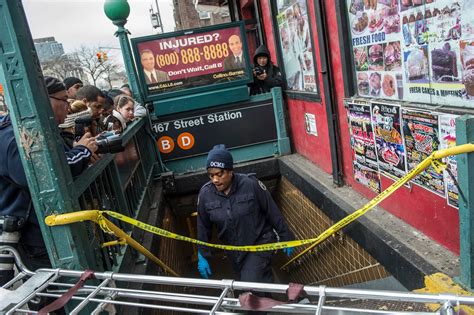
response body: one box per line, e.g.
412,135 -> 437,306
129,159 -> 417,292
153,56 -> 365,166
58,110 -> 92,129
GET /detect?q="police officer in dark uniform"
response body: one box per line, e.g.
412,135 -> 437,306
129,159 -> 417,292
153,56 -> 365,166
197,144 -> 295,283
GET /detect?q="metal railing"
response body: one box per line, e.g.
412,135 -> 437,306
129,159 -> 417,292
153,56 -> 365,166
66,118 -> 159,271
1,246 -> 473,315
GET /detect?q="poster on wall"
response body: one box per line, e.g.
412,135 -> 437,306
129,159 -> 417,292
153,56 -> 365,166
440,114 -> 460,208
348,0 -> 403,100
348,102 -> 378,169
276,0 -> 317,93
353,161 -> 382,193
372,102 -> 407,179
402,109 -> 444,195
347,101 -> 381,193
401,1 -> 467,105
346,0 -> 474,107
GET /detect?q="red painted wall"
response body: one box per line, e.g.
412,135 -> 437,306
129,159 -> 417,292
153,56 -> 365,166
260,0 -> 333,174
322,1 -> 459,254
253,1 -> 460,254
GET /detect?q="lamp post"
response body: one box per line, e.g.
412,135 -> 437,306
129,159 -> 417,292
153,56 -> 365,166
104,0 -> 143,104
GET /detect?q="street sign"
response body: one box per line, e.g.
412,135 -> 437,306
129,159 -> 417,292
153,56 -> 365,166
153,99 -> 277,161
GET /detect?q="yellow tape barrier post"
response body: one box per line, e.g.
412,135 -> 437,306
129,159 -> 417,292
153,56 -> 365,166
44,145 -> 474,273
280,143 -> 474,269
45,211 -> 180,277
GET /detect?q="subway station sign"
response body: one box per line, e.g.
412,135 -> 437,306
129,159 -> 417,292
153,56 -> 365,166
153,100 -> 277,161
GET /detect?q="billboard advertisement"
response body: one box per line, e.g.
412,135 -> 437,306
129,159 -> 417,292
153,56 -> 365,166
132,22 -> 251,101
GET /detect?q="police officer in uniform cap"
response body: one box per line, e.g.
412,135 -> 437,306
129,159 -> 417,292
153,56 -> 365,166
197,144 -> 295,285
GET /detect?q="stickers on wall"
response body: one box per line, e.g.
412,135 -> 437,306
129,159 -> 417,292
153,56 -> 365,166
372,102 -> 407,179
402,109 -> 444,195
353,161 -> 382,193
439,114 -> 460,208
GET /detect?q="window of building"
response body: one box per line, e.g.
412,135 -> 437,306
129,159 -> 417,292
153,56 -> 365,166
272,0 -> 318,96
345,0 -> 473,108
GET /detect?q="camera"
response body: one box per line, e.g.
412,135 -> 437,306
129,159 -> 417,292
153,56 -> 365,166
75,117 -> 124,154
95,133 -> 124,154
254,66 -> 265,76
74,117 -> 93,137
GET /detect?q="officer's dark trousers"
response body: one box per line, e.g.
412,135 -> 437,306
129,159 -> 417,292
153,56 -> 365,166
235,252 -> 273,283
233,252 -> 273,315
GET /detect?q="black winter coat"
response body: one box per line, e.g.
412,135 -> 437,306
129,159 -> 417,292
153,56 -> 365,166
248,45 -> 284,95
197,173 -> 294,264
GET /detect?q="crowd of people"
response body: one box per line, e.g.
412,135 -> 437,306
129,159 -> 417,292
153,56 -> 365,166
0,76 -> 146,291
0,43 -> 293,312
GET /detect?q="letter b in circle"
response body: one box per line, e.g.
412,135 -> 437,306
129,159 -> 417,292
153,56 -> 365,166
157,136 -> 175,154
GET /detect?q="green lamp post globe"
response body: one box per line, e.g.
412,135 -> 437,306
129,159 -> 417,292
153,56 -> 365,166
104,0 -> 130,26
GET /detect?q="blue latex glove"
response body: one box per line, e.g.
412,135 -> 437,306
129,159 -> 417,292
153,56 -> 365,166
197,251 -> 212,279
283,247 -> 294,257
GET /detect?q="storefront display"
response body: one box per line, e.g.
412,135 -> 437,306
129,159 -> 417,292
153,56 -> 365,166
276,0 -> 317,93
347,0 -> 474,107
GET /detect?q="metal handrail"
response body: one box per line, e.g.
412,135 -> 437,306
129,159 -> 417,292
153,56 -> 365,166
1,246 -> 473,314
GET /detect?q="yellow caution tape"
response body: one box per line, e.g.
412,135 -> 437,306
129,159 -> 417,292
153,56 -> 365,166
46,210 -> 180,277
104,211 -> 315,251
45,144 -> 474,270
281,143 -> 474,269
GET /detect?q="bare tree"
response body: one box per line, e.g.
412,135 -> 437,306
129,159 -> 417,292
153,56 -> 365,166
74,46 -> 107,86
101,60 -> 124,89
74,46 -> 125,88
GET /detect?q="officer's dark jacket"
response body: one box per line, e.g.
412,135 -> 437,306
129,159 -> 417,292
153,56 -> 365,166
0,115 -> 30,220
0,115 -> 91,246
197,173 -> 294,263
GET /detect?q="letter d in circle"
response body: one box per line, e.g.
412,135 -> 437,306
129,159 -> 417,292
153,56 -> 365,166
177,132 -> 195,150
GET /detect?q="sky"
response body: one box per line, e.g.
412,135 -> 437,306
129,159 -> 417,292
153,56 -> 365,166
22,0 -> 175,62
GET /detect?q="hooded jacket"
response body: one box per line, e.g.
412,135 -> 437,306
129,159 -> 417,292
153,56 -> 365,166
103,109 -> 128,133
248,45 -> 284,95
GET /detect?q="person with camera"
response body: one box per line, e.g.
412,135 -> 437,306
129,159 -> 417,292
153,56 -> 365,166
248,45 -> 284,96
0,77 -> 98,287
75,85 -> 106,136
103,95 -> 135,134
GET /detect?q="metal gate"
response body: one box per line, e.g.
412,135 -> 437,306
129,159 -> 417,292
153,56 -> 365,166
1,246 -> 473,314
